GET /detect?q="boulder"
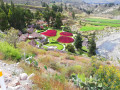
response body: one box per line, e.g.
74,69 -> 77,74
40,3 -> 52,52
20,73 -> 28,80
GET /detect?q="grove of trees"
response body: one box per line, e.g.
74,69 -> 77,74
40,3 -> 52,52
0,0 -> 33,32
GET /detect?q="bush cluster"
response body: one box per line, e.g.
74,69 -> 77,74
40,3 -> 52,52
0,42 -> 21,61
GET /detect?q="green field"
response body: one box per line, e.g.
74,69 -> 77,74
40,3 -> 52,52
80,26 -> 105,31
86,18 -> 120,24
89,22 -> 120,27
85,18 -> 120,27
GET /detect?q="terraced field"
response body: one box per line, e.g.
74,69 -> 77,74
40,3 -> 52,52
86,18 -> 120,27
86,18 -> 120,24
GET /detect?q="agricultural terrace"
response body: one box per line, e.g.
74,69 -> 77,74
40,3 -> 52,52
86,18 -> 120,27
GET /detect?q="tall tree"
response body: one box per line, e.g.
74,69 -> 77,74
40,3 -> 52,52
0,8 -> 9,31
8,7 -> 26,30
88,33 -> 96,57
50,10 -> 56,27
34,10 -> 42,20
24,9 -> 33,25
43,8 -> 51,26
65,3 -> 67,10
74,33 -> 82,50
52,4 -> 58,12
72,11 -> 75,19
54,12 -> 62,28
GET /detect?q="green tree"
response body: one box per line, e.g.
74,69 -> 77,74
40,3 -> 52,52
0,8 -> 9,31
72,11 -> 75,19
52,4 -> 63,12
74,33 -> 82,50
52,4 -> 58,12
54,12 -> 62,28
0,0 -> 5,12
60,3 -> 63,12
43,8 -> 51,26
65,3 -> 67,10
4,28 -> 19,48
24,9 -> 33,25
41,2 -> 48,7
50,10 -> 56,27
8,7 -> 26,30
34,10 -> 42,20
88,33 -> 96,57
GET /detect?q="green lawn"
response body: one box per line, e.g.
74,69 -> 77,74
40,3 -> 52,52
80,26 -> 105,31
36,30 -> 45,33
43,43 -> 64,50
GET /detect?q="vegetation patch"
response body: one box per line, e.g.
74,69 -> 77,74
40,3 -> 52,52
89,22 -> 120,27
66,55 -> 75,60
43,43 -> 64,50
86,18 -> 120,24
0,42 -> 21,61
80,26 -> 105,31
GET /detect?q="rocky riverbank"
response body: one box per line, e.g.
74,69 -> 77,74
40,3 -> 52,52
96,30 -> 120,60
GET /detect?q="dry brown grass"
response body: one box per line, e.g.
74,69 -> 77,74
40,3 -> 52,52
50,51 -> 60,57
0,53 -> 4,60
18,42 -> 90,89
17,42 -> 46,55
19,61 -> 41,75
66,55 -> 75,60
38,55 -> 55,66
19,61 -> 79,90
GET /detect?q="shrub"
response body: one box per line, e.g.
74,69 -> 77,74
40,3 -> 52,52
71,74 -> 103,89
17,42 -> 46,56
66,55 -> 75,60
0,42 -> 21,61
54,74 -> 66,83
65,65 -> 81,77
49,62 -> 64,72
38,56 -> 54,66
65,44 -> 75,53
95,65 -> 120,90
50,52 -> 60,57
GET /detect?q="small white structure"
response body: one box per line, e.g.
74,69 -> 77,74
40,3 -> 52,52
0,70 -> 6,90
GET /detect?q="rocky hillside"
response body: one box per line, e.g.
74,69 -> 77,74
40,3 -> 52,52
0,60 -> 34,90
3,0 -> 83,5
